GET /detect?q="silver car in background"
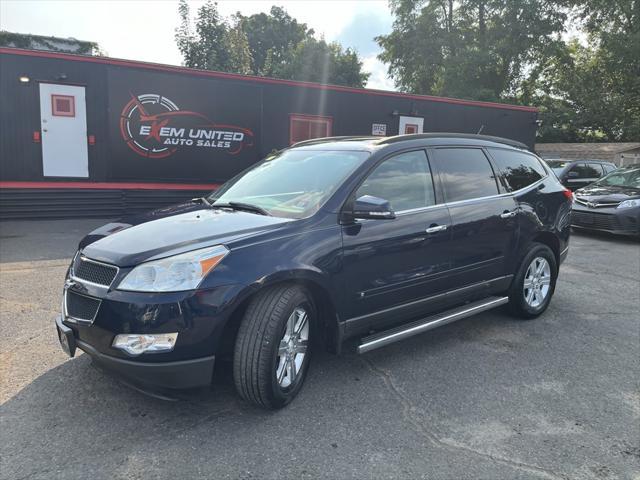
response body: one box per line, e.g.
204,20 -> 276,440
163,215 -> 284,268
572,165 -> 640,237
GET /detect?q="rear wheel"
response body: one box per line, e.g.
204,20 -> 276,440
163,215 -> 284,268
233,284 -> 314,409
508,244 -> 557,319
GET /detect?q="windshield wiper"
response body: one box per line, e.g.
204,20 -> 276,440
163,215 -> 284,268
191,196 -> 213,206
212,201 -> 271,216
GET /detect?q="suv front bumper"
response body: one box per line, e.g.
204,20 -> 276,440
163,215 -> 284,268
572,204 -> 640,236
55,315 -> 215,390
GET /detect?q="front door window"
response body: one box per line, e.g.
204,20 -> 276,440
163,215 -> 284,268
356,150 -> 435,211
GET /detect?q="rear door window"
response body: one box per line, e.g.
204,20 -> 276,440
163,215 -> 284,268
488,148 -> 546,191
356,150 -> 435,211
571,163 -> 601,179
432,148 -> 499,202
591,163 -> 606,177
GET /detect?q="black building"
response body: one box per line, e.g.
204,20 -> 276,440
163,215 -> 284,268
0,47 -> 538,219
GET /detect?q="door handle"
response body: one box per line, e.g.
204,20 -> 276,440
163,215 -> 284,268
426,224 -> 448,233
500,210 -> 517,219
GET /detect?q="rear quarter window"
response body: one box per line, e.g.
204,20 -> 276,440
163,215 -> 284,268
489,148 -> 546,191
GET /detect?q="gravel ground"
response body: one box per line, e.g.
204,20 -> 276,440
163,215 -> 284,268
1,219 -> 639,480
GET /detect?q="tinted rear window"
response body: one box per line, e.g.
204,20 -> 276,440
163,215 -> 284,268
489,149 -> 546,191
432,148 -> 499,202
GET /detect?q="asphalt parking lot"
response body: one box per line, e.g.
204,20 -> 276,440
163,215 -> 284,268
1,219 -> 638,480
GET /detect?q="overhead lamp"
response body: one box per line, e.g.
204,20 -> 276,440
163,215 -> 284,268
19,75 -> 30,83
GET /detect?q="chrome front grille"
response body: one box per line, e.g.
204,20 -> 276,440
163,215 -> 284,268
574,198 -> 620,208
73,255 -> 118,287
65,290 -> 101,323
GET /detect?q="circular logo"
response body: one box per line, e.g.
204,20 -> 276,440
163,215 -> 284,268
119,94 -> 180,158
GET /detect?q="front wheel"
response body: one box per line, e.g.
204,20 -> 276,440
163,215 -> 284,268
508,244 -> 557,319
233,284 -> 314,409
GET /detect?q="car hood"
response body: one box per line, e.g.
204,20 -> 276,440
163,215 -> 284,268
575,184 -> 640,203
81,206 -> 292,267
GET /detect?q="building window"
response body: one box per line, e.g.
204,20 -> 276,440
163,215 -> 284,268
289,114 -> 332,145
404,123 -> 419,134
51,94 -> 75,117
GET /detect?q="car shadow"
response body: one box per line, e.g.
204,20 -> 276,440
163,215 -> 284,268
3,306 -> 575,477
1,307 -> 529,430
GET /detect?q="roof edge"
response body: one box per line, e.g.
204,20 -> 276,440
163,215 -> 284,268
0,47 -> 539,113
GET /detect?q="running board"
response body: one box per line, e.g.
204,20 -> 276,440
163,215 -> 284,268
357,296 -> 509,354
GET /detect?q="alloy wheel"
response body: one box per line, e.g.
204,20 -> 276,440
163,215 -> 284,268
275,306 -> 309,388
523,256 -> 552,308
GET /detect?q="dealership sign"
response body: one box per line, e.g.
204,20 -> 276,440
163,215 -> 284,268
120,93 -> 254,159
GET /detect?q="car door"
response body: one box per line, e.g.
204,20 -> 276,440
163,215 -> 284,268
430,147 -> 518,288
339,149 -> 453,333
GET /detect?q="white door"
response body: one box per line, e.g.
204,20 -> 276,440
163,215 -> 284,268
399,116 -> 424,135
39,83 -> 88,177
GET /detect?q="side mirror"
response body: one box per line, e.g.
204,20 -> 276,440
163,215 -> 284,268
352,195 -> 396,220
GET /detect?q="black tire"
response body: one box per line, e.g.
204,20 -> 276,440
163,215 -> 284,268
507,243 -> 558,319
233,284 -> 315,409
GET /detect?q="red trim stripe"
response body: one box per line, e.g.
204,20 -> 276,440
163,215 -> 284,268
1,47 -> 538,113
0,181 -> 220,190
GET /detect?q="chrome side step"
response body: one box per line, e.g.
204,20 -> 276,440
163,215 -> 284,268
357,296 -> 509,354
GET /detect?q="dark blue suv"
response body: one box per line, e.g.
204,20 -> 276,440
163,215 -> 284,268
55,134 -> 572,409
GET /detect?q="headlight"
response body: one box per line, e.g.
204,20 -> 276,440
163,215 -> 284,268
117,245 -> 228,292
617,199 -> 640,209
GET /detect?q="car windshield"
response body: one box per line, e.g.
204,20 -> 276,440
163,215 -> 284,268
208,149 -> 369,219
544,160 -> 570,175
594,167 -> 640,188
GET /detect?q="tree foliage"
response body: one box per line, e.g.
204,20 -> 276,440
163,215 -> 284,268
377,0 -> 568,101
175,1 -> 369,87
377,0 -> 639,142
0,31 -> 101,55
265,38 -> 370,86
176,0 -> 242,72
236,6 -> 312,76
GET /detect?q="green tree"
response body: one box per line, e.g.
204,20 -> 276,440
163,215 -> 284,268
175,2 -> 369,87
267,37 -> 370,87
236,6 -> 312,76
535,2 -> 639,141
0,31 -> 101,55
227,15 -> 253,75
377,0 -> 567,101
175,0 -> 250,72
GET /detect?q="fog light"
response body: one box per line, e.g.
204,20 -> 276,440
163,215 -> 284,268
112,333 -> 178,356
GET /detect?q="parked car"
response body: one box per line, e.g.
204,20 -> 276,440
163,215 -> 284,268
572,164 -> 640,237
55,134 -> 572,409
545,159 -> 617,191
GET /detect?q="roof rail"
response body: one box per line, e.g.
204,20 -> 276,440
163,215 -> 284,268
376,133 -> 530,150
291,136 -> 378,148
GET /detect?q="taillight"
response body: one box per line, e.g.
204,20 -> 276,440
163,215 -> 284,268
563,189 -> 573,202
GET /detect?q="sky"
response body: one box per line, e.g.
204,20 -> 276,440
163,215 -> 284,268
0,0 -> 396,90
